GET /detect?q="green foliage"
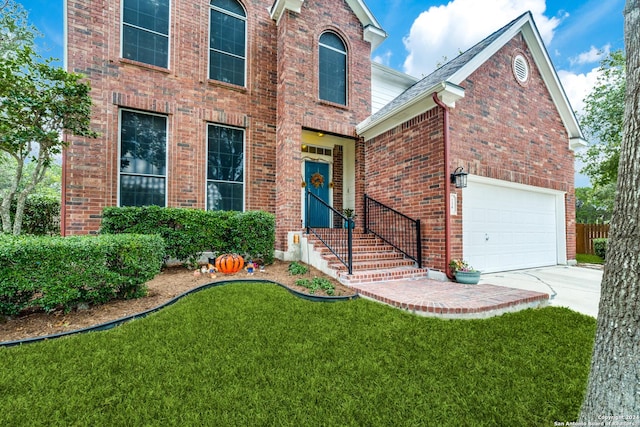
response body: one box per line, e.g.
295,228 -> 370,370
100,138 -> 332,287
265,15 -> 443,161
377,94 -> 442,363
0,234 -> 164,315
575,184 -> 615,224
0,9 -> 96,234
0,286 -> 595,425
100,206 -> 275,265
295,277 -> 335,295
0,0 -> 38,57
287,261 -> 309,275
10,194 -> 60,235
592,238 -> 608,260
578,50 -> 625,187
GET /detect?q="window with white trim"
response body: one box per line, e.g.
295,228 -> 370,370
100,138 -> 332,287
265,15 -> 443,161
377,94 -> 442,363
122,0 -> 170,68
207,124 -> 244,211
209,0 -> 246,86
319,32 -> 347,105
119,110 -> 167,207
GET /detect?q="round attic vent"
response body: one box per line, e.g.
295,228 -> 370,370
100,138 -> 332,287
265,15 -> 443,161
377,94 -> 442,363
513,54 -> 529,84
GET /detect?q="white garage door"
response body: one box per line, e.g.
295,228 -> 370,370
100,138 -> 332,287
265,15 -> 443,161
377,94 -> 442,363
462,179 -> 563,273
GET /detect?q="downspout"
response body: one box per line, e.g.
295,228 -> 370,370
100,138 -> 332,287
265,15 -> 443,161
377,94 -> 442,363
60,135 -> 67,237
432,92 -> 454,280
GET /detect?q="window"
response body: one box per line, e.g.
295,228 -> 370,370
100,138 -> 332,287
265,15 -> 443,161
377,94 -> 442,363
207,124 -> 244,211
319,32 -> 347,105
209,0 -> 246,86
119,110 -> 167,207
122,0 -> 170,68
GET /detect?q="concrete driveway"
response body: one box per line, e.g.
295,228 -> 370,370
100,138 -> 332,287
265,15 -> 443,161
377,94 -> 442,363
480,265 -> 603,317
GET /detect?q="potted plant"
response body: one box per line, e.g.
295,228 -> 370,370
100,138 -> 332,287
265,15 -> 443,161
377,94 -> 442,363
449,259 -> 481,284
342,208 -> 356,229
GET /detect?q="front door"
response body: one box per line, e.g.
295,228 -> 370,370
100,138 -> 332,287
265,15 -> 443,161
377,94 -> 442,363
305,161 -> 330,227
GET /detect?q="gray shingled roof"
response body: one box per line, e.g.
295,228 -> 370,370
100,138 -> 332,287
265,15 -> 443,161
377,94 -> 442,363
362,12 -> 530,128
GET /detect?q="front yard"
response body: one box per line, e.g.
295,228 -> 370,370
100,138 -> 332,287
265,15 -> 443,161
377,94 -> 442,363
0,283 -> 595,426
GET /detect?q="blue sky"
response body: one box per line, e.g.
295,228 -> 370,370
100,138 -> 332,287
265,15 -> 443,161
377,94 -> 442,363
19,0 -> 626,187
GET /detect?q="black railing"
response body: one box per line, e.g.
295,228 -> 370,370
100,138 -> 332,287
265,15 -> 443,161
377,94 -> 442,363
305,190 -> 353,275
364,194 -> 422,268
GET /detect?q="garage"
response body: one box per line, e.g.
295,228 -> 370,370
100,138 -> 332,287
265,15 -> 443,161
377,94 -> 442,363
462,177 -> 566,273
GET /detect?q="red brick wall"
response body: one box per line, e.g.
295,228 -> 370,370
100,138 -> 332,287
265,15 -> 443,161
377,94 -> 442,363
64,0 -> 279,234
366,33 -> 576,270
450,34 -> 576,261
365,109 -> 447,269
65,0 -> 371,255
273,0 -> 371,251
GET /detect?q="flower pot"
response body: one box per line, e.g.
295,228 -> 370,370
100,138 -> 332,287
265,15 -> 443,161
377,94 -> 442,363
454,270 -> 481,284
343,218 -> 355,229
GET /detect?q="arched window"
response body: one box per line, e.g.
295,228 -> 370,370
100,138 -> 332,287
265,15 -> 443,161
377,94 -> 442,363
209,0 -> 246,86
319,32 -> 347,105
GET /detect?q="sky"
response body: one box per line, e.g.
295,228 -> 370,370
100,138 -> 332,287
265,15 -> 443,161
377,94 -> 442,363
17,0 -> 626,187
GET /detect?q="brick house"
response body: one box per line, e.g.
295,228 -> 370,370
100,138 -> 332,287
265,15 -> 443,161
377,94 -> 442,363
63,1 -> 583,279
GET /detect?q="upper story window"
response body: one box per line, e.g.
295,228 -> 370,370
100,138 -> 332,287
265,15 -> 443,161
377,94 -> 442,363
119,110 -> 167,207
122,0 -> 170,68
209,0 -> 246,86
319,32 -> 347,105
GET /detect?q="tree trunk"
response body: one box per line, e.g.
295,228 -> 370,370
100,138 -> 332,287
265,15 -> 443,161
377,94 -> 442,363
579,0 -> 640,419
0,154 -> 23,234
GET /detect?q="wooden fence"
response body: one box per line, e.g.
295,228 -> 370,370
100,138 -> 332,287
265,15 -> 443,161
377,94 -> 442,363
576,223 -> 609,255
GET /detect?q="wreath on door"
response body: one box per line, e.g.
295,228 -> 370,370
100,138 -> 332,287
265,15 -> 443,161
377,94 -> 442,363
310,172 -> 325,189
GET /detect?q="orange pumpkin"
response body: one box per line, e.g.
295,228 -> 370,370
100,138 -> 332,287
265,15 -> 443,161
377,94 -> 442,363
215,254 -> 245,274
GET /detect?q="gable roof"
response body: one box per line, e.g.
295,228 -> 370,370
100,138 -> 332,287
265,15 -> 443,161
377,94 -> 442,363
270,0 -> 387,50
357,12 -> 586,150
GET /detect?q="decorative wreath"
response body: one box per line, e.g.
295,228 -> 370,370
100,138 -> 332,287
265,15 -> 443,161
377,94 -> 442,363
310,172 -> 325,189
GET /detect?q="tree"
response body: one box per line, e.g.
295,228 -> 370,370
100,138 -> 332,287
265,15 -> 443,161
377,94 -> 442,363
579,0 -> 640,419
575,184 -> 615,224
578,50 -> 626,187
0,7 -> 96,235
0,0 -> 37,58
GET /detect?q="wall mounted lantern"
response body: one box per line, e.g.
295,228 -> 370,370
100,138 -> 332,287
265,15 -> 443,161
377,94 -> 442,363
450,166 -> 468,189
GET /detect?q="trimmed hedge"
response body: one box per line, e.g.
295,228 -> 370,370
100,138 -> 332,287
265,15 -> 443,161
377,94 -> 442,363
593,238 -> 608,259
0,234 -> 165,316
100,206 -> 275,265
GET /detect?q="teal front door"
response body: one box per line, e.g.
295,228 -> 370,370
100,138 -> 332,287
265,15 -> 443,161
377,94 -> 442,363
305,161 -> 330,227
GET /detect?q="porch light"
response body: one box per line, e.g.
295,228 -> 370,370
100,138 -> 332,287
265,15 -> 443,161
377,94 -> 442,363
450,167 -> 468,189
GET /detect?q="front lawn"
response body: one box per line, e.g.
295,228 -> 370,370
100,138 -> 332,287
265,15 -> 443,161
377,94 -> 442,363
0,283 -> 595,426
576,253 -> 605,264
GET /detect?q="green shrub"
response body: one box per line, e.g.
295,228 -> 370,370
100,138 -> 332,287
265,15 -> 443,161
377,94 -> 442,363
287,261 -> 309,275
0,234 -> 164,315
295,277 -> 335,295
10,194 -> 60,236
593,238 -> 608,259
100,206 -> 275,265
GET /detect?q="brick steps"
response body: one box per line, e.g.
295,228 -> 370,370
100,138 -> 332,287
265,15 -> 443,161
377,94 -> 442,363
305,231 -> 428,285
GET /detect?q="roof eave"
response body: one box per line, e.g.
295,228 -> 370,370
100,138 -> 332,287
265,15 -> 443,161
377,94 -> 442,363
357,82 -> 465,141
446,13 -> 586,151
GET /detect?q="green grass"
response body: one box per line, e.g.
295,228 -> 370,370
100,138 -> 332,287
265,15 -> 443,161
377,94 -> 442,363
0,283 -> 596,426
576,253 -> 605,264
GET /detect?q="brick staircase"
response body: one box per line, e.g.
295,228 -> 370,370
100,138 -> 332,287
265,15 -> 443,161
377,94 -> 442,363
304,230 -> 429,285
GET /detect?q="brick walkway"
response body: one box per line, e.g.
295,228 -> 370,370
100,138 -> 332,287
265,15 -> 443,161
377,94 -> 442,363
349,278 -> 549,319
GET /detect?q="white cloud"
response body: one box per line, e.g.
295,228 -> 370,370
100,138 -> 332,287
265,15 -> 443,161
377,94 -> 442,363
402,0 -> 562,77
373,50 -> 393,67
557,67 -> 600,117
569,44 -> 610,66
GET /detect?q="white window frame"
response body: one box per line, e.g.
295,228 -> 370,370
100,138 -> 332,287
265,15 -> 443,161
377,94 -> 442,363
120,0 -> 172,69
208,0 -> 247,87
117,108 -> 169,207
205,123 -> 246,211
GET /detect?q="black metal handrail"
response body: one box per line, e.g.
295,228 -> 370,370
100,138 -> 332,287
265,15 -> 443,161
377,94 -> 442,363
305,190 -> 353,275
364,194 -> 422,268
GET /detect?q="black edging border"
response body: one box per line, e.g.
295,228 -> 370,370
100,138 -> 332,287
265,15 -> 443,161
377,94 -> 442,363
1,279 -> 359,348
